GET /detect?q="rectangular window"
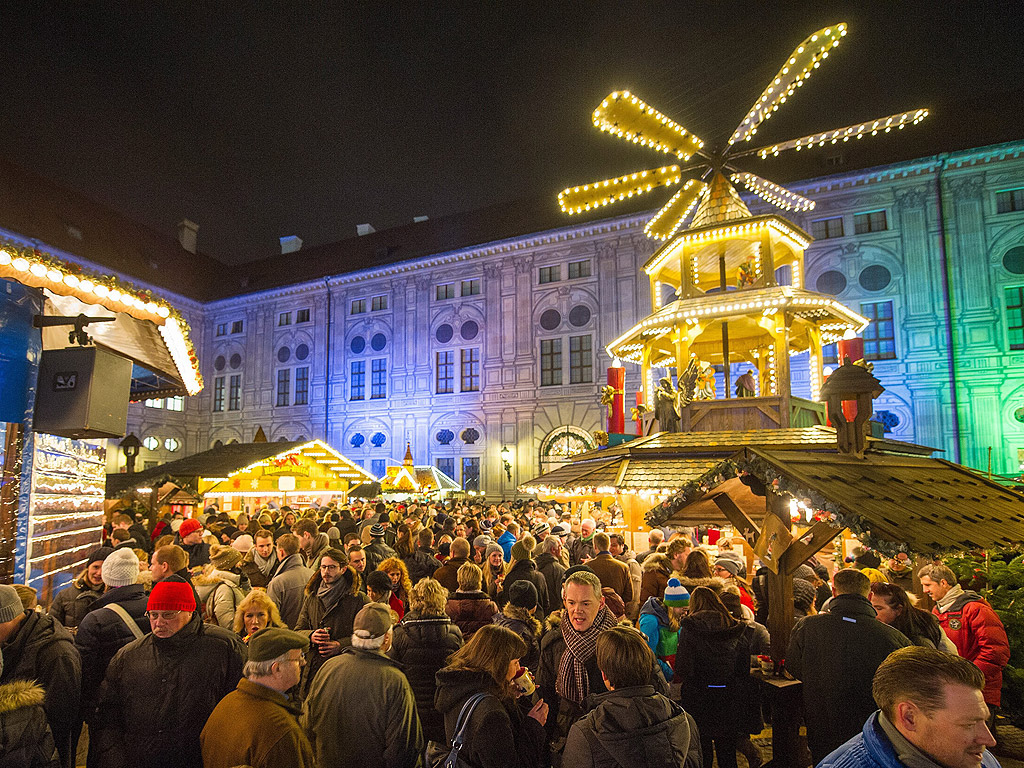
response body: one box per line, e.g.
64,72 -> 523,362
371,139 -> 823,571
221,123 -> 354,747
822,343 -> 838,365
216,323 -> 227,337
539,265 -> 560,284
278,312 -> 291,327
997,189 -> 1024,214
144,398 -> 163,408
371,295 -> 388,311
436,283 -> 455,301
436,457 -> 455,480
1006,287 -> 1024,350
213,377 -> 225,412
568,259 -> 592,279
811,216 -> 844,240
276,369 -> 291,407
166,396 -> 184,412
371,358 -> 387,399
231,320 -> 244,334
540,339 -> 562,386
462,457 -> 480,491
854,210 -> 888,235
460,348 -> 480,391
350,361 -> 365,400
861,301 -> 897,360
228,374 -> 242,410
436,351 -> 454,394
296,308 -> 310,323
351,299 -> 366,314
294,367 -> 309,405
371,459 -> 386,478
569,334 -> 593,384
460,279 -> 481,296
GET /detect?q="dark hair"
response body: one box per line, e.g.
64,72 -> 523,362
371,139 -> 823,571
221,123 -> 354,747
682,549 -> 712,579
366,570 -> 392,595
872,646 -> 985,721
320,547 -> 348,567
869,582 -> 944,646
276,533 -> 301,556
687,586 -> 737,625
418,528 -> 434,547
292,518 -> 319,537
597,626 -> 655,689
443,624 -> 527,701
394,524 -> 415,558
834,568 -> 871,596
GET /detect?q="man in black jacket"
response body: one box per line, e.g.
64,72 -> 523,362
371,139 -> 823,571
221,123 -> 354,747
403,527 -> 438,584
787,567 -> 913,764
0,584 -> 81,768
90,580 -> 245,768
175,518 -> 211,569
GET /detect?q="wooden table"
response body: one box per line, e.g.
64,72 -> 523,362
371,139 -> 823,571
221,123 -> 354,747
753,671 -> 804,768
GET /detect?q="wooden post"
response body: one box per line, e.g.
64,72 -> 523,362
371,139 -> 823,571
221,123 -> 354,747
764,490 -> 794,664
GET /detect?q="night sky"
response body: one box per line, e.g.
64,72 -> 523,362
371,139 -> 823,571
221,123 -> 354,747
1,2 -> 1020,264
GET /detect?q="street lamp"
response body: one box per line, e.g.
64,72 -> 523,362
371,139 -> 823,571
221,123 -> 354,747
501,445 -> 512,482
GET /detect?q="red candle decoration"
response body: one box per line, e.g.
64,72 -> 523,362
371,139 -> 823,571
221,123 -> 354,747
607,365 -> 625,434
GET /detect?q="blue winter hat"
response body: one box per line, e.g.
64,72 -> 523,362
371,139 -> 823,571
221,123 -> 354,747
663,578 -> 690,608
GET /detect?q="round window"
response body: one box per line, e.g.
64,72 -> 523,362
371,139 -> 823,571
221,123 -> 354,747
277,346 -> 291,363
435,324 -> 454,344
229,353 -> 242,370
296,343 -> 309,361
540,309 -> 561,331
164,438 -> 180,452
1015,407 -> 1024,425
569,305 -> 592,327
351,433 -> 365,447
859,265 -> 892,292
816,270 -> 847,295
142,436 -> 159,451
1003,246 -> 1024,275
350,336 -> 366,354
214,355 -> 226,372
371,333 -> 387,351
461,321 -> 479,341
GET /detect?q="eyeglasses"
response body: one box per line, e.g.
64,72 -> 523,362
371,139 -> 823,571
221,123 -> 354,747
146,610 -> 184,621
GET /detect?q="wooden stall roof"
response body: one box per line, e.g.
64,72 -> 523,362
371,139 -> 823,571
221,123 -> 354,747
665,447 -> 1024,553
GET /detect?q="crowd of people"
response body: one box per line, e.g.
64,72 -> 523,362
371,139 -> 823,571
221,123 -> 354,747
0,497 -> 1011,768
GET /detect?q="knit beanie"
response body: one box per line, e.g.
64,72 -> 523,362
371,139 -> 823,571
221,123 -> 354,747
231,534 -> 255,553
369,522 -> 386,538
178,518 -> 202,539
101,547 -> 140,588
0,585 -> 23,623
793,564 -> 816,582
211,546 -> 242,571
484,543 -> 504,560
531,521 -> 550,537
793,578 -> 817,611
663,577 -> 691,608
472,535 -> 492,549
147,580 -> 196,612
714,557 -> 740,578
510,540 -> 532,562
88,546 -> 114,568
508,579 -> 539,610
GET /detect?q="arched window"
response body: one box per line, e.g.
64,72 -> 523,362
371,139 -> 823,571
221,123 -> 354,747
539,426 -> 596,474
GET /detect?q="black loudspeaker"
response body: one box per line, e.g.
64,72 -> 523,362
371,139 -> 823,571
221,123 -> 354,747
33,347 -> 132,438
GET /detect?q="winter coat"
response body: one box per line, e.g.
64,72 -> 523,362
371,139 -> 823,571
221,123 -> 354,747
786,593 -> 912,764
637,597 -> 678,682
674,609 -> 767,737
47,575 -> 103,629
90,612 -> 245,768
434,667 -> 548,768
932,589 -> 1010,706
587,553 -> 633,606
445,591 -> 498,640
387,610 -> 464,743
497,558 -> 550,617
563,685 -> 701,768
364,538 -> 397,575
239,548 -> 278,589
496,531 -> 517,562
267,554 -> 315,629
200,677 -> 314,768
0,611 -> 80,768
638,554 -> 672,607
0,680 -> 60,768
128,523 -> 151,553
74,584 -> 151,717
403,547 -> 439,585
492,604 -> 543,672
303,647 -> 423,768
195,569 -> 247,629
303,532 -> 331,571
335,515 -> 358,541
569,536 -> 596,566
614,551 -> 643,620
178,539 -> 211,568
294,566 -> 370,690
535,552 -> 566,612
819,711 -> 1000,768
433,555 -> 470,595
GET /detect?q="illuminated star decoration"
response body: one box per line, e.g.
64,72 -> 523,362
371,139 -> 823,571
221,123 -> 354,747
558,23 -> 929,240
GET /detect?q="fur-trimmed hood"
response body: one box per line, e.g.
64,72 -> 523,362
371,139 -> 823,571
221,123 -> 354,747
0,680 -> 45,714
500,603 -> 543,638
643,553 -> 672,575
193,569 -> 241,588
673,575 -> 725,593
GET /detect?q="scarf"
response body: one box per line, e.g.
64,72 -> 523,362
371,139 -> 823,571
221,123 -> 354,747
317,577 -> 344,614
556,606 -> 617,705
936,584 -> 964,613
252,549 -> 277,576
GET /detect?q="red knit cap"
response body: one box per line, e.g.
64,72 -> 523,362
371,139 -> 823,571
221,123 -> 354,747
147,580 -> 196,612
178,518 -> 202,538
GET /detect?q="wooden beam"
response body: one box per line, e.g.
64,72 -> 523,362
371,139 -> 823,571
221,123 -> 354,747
783,520 -> 845,576
764,491 -> 794,663
710,492 -> 761,546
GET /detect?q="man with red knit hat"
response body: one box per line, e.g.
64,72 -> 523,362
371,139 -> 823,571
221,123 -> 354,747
90,580 -> 245,768
175,517 -> 211,569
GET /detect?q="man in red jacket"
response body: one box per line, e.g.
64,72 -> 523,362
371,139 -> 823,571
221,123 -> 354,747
919,564 -> 1009,723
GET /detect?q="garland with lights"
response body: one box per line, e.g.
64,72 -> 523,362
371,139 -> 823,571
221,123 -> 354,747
0,240 -> 203,393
